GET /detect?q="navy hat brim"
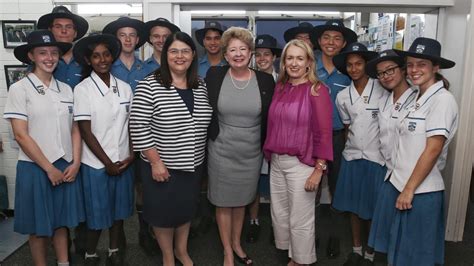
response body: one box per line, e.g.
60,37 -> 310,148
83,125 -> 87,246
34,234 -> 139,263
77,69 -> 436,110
102,19 -> 147,49
312,25 -> 358,50
255,45 -> 282,57
283,26 -> 313,43
144,20 -> 180,44
37,13 -> 89,41
14,42 -> 72,64
366,53 -> 405,79
395,50 -> 455,69
195,27 -> 224,47
333,50 -> 378,76
73,34 -> 122,67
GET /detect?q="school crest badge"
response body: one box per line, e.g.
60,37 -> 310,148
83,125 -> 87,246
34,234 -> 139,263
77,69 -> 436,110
408,121 -> 417,132
416,44 -> 425,54
371,110 -> 378,119
68,105 -> 73,114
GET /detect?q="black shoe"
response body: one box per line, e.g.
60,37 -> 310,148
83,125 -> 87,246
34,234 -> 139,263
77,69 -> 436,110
84,256 -> 100,266
106,252 -> 125,266
343,252 -> 363,266
233,251 -> 253,265
359,257 -> 375,266
326,236 -> 340,258
245,223 -> 260,243
139,232 -> 159,256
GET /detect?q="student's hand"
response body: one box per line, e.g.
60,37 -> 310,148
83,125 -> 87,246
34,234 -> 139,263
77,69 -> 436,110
47,166 -> 66,186
117,156 -> 135,173
105,162 -> 121,176
305,169 -> 322,192
396,188 -> 414,210
63,161 -> 80,182
151,160 -> 170,182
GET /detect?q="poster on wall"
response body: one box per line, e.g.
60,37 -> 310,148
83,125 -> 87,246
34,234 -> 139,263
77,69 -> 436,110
4,65 -> 29,89
2,20 -> 36,48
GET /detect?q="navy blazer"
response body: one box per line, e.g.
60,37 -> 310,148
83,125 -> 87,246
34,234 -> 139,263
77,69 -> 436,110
205,65 -> 275,147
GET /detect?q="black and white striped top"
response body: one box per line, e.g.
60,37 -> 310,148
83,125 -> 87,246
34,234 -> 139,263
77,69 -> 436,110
129,74 -> 213,172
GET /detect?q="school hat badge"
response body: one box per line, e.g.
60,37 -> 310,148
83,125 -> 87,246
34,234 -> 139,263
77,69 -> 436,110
73,33 -> 122,67
255,34 -> 282,57
366,49 -> 405,79
195,21 -> 225,47
102,17 -> 147,50
333,42 -> 378,75
37,6 -> 89,41
395,37 -> 455,69
144,17 -> 181,44
14,30 -> 72,64
311,19 -> 358,50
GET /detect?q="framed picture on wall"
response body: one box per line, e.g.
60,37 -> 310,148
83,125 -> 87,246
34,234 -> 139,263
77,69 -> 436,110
2,20 -> 36,48
4,65 -> 29,89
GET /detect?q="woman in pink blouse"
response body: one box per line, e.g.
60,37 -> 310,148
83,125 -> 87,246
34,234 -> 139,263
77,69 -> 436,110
263,39 -> 333,266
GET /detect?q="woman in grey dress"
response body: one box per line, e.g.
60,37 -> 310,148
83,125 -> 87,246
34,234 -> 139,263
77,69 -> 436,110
205,27 -> 275,266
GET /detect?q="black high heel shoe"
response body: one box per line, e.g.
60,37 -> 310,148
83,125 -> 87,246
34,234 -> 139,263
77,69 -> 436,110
233,251 -> 253,265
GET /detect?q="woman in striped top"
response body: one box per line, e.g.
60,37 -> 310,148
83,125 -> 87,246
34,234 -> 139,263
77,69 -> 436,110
129,31 -> 212,266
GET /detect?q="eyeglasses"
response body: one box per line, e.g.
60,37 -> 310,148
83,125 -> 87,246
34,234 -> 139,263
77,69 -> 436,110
376,66 -> 399,79
52,24 -> 75,31
168,48 -> 193,57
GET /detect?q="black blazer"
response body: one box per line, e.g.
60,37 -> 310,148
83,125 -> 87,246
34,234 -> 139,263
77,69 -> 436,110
205,65 -> 275,147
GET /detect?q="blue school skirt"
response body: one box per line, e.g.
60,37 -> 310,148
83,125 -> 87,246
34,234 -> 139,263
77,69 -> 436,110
80,164 -> 134,230
332,158 -> 386,220
14,159 -> 85,237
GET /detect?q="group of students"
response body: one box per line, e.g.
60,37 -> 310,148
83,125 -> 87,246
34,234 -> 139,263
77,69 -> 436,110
3,5 -> 459,266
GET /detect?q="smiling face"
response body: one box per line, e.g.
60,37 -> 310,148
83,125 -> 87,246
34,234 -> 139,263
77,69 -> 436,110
203,29 -> 222,55
346,54 -> 367,82
318,30 -> 346,58
149,25 -> 172,54
255,48 -> 276,74
376,60 -> 405,90
87,43 -> 113,75
224,38 -> 252,71
116,27 -> 139,54
28,46 -> 60,74
50,18 -> 77,43
167,40 -> 194,75
283,44 -> 310,83
406,57 -> 438,91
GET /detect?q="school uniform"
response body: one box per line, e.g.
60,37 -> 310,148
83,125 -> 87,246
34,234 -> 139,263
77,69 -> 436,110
4,73 -> 85,236
197,55 -> 227,78
372,81 -> 458,266
144,56 -> 160,73
332,78 -> 387,220
54,56 -> 83,89
368,87 -> 418,253
111,57 -> 154,92
74,71 -> 134,230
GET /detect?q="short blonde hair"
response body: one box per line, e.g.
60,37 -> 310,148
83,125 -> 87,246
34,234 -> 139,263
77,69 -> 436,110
221,27 -> 254,54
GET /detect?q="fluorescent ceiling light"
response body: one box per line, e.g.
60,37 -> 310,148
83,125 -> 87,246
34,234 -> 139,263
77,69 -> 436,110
190,10 -> 246,15
78,4 -> 142,15
258,10 -> 340,15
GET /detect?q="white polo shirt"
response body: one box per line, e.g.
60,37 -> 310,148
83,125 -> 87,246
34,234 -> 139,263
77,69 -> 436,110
4,73 -> 74,163
390,81 -> 458,193
336,78 -> 386,165
378,87 -> 418,172
74,71 -> 133,169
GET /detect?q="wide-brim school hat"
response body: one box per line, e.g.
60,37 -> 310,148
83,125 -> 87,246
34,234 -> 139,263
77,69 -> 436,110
73,33 -> 121,67
311,19 -> 358,50
395,37 -> 455,69
102,17 -> 147,49
195,21 -> 225,47
333,42 -> 378,75
366,49 -> 405,78
283,22 -> 314,43
37,6 -> 89,41
14,30 -> 72,64
144,18 -> 181,44
255,34 -> 282,57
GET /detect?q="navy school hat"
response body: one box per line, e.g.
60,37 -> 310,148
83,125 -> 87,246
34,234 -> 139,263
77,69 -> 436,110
102,17 -> 147,50
311,19 -> 358,50
333,42 -> 378,75
37,6 -> 89,41
145,18 -> 181,45
366,49 -> 405,78
255,34 -> 282,57
73,33 -> 122,67
195,21 -> 225,47
283,22 -> 314,43
395,37 -> 455,69
14,30 -> 72,64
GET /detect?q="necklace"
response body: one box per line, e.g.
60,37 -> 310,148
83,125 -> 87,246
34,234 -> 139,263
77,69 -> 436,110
229,68 -> 251,90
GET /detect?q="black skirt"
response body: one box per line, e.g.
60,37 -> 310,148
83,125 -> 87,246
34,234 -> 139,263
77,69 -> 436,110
139,158 -> 203,228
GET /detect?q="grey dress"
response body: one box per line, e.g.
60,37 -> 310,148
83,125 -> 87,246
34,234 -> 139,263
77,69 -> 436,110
208,73 -> 263,207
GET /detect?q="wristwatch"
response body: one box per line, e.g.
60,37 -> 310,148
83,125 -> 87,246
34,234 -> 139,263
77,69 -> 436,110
315,161 -> 327,171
